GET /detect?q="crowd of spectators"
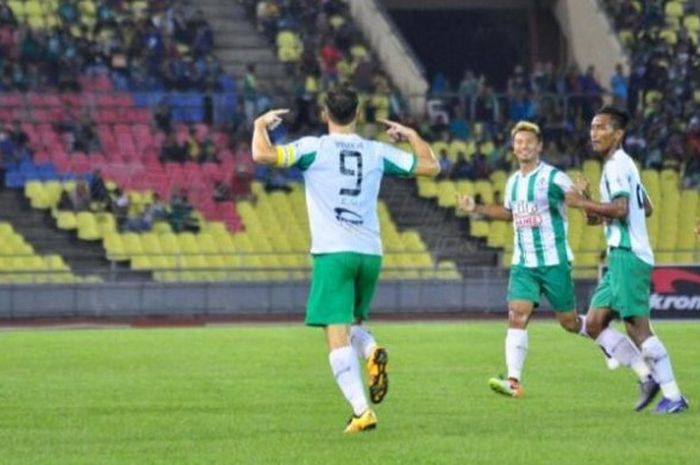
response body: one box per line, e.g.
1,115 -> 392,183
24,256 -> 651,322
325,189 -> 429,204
601,0 -> 700,187
0,0 -> 228,93
57,169 -> 199,233
239,0 -> 407,132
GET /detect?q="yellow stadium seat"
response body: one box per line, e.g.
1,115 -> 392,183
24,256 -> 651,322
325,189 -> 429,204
436,261 -> 461,280
470,220 -> 490,238
684,14 -> 700,32
416,177 -> 438,198
77,212 -> 101,240
121,233 -> 143,259
56,211 -> 77,230
0,222 -> 13,236
665,1 -> 684,18
103,233 -> 126,261
436,180 -> 457,208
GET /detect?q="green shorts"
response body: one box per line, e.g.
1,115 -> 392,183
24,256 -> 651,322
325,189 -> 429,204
507,262 -> 576,312
590,248 -> 652,319
305,252 -> 382,327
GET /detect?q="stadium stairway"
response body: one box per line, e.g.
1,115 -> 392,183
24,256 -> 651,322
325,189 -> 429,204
199,0 -> 290,96
0,189 -> 134,281
380,177 -> 499,272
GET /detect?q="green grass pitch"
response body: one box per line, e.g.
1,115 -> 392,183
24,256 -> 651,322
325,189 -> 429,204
0,321 -> 698,465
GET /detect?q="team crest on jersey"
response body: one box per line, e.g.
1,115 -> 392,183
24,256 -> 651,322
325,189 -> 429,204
512,201 -> 542,229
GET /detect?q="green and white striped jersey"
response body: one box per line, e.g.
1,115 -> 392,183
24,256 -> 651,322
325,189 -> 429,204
276,134 -> 416,255
599,149 -> 654,265
504,162 -> 574,268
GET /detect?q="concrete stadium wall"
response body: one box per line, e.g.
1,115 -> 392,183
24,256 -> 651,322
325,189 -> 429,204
0,280 -> 598,319
346,0 -> 428,114
554,0 -> 628,84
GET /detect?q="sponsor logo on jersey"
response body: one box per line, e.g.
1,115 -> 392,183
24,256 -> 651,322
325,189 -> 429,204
512,201 -> 542,229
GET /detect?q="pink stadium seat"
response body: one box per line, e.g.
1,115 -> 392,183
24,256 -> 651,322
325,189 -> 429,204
60,93 -> 81,107
0,93 -> 22,106
89,154 -> 107,169
71,153 -> 91,174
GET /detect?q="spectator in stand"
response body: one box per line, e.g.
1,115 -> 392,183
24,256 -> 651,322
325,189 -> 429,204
471,149 -> 491,180
73,116 -> 101,153
449,107 -> 470,140
169,190 -> 199,232
319,39 -> 342,89
160,132 -> 186,163
457,70 -> 481,107
450,152 -> 472,180
58,181 -> 91,212
431,72 -> 449,96
436,149 -> 452,179
125,193 -> 168,232
0,0 -> 16,26
201,135 -> 218,163
213,180 -> 232,201
185,127 -> 202,163
89,170 -> 109,206
610,63 -> 628,108
153,101 -> 173,134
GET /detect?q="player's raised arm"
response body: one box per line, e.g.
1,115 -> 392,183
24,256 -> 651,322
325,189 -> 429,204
252,109 -> 290,165
456,194 -> 513,221
379,119 -> 439,177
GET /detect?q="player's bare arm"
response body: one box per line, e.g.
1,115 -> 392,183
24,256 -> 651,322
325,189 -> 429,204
380,119 -> 440,177
568,194 -> 629,220
643,191 -> 653,217
456,194 -> 512,220
252,109 -> 290,165
568,174 -> 602,224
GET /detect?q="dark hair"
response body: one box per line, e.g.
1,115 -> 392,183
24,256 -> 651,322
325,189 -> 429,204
324,83 -> 358,125
595,105 -> 630,131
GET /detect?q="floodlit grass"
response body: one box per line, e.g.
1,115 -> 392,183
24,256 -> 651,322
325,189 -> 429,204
0,321 -> 698,465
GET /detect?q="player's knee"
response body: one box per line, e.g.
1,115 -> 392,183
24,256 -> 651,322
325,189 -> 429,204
558,315 -> 579,333
507,304 -> 530,328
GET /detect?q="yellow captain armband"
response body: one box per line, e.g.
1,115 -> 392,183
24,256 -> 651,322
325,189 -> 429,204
275,145 -> 297,167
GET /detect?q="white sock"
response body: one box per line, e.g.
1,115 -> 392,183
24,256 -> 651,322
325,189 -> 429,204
505,329 -> 528,382
350,324 -> 377,360
329,346 -> 369,416
595,328 -> 652,380
641,336 -> 682,401
578,314 -> 588,337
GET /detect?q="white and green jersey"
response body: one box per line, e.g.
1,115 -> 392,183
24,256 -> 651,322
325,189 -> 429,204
599,149 -> 654,265
504,162 -> 574,268
276,134 -> 416,255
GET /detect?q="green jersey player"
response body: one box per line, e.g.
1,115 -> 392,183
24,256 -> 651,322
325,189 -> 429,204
251,84 -> 440,432
569,106 -> 688,413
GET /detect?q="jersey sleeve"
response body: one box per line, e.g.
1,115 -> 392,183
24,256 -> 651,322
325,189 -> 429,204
274,136 -> 320,170
503,175 -> 515,210
551,170 -> 573,200
379,143 -> 417,178
605,158 -> 631,200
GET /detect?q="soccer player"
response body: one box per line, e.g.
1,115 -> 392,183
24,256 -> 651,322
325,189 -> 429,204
568,106 -> 688,413
456,121 -> 635,398
251,84 -> 440,432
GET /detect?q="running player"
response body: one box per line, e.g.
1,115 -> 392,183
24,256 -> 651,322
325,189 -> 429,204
251,84 -> 440,432
568,106 -> 688,413
457,121 -> 639,398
